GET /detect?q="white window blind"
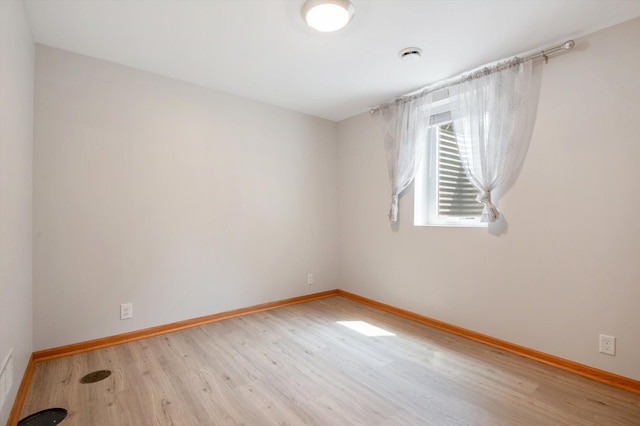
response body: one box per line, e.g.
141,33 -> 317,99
414,108 -> 485,227
436,123 -> 483,218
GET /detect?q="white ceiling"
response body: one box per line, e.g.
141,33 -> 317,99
23,0 -> 640,122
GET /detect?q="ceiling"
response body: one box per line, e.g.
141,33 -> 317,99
22,0 -> 640,122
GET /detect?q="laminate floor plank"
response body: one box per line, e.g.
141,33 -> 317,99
20,296 -> 640,425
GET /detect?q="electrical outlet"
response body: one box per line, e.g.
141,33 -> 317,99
0,365 -> 5,411
5,353 -> 13,392
120,303 -> 133,320
0,350 -> 13,411
307,273 -> 314,285
599,334 -> 615,355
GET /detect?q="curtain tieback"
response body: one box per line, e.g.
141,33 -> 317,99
476,191 -> 491,204
389,194 -> 399,223
476,191 -> 500,222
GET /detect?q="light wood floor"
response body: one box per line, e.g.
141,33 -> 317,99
20,296 -> 640,425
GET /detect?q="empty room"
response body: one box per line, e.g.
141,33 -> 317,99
1,0 -> 639,424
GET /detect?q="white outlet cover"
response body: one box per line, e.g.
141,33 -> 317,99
6,355 -> 13,392
599,334 -> 616,355
0,350 -> 13,410
0,372 -> 5,411
120,303 -> 133,320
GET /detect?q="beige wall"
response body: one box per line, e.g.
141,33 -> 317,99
337,18 -> 640,380
33,46 -> 339,350
0,0 -> 34,422
25,11 -> 640,387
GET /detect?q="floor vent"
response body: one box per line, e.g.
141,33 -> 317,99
18,407 -> 68,425
80,369 -> 112,384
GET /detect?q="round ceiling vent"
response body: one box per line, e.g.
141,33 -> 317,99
398,47 -> 423,63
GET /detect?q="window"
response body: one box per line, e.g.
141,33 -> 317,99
415,105 -> 486,227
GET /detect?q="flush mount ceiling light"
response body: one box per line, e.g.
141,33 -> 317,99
301,0 -> 355,32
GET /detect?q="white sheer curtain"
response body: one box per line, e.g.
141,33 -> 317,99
382,93 -> 433,223
449,58 -> 541,222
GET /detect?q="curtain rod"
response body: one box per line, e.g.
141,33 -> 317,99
369,39 -> 575,115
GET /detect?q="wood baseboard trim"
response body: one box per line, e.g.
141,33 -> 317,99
336,290 -> 640,395
7,353 -> 36,426
33,289 -> 339,363
11,292 -> 337,424
13,287 -> 638,423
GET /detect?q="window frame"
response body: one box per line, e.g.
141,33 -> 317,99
414,99 -> 487,228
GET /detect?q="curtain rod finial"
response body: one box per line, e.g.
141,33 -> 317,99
562,40 -> 575,50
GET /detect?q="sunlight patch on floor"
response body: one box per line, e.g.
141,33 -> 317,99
337,321 -> 396,337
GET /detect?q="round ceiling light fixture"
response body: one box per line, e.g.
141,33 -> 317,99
301,0 -> 355,32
